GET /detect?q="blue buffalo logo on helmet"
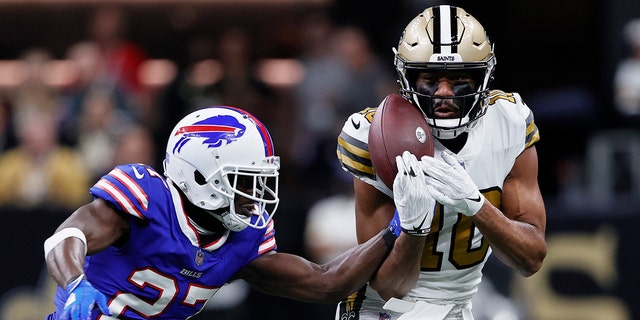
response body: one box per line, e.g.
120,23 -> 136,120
172,115 -> 247,154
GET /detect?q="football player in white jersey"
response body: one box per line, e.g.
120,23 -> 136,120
43,106 -> 434,320
336,5 -> 547,320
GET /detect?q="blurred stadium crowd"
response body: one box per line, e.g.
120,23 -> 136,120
0,3 -> 400,212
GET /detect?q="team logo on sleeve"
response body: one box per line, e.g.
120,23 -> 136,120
172,115 -> 247,153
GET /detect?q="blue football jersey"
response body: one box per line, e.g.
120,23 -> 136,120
51,163 -> 277,319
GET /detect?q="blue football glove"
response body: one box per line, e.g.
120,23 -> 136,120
61,275 -> 112,320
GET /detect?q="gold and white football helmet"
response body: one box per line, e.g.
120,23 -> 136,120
394,5 -> 496,139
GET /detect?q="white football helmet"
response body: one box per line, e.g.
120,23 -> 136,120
164,106 -> 280,231
394,5 -> 496,139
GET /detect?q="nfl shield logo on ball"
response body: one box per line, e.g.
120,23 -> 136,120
416,127 -> 427,143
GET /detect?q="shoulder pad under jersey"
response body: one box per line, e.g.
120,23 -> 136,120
90,163 -> 168,220
487,90 -> 540,149
336,107 -> 392,197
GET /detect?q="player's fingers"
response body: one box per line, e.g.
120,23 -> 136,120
79,300 -> 91,320
407,153 -> 428,179
397,155 -> 414,177
402,150 -> 417,162
62,304 -> 76,320
395,155 -> 407,174
424,175 -> 445,190
401,151 -> 418,177
84,306 -> 92,319
426,185 -> 450,205
403,151 -> 420,166
403,151 -> 418,167
440,152 -> 462,169
68,306 -> 78,320
96,293 -> 112,316
420,157 -> 448,180
393,157 -> 409,193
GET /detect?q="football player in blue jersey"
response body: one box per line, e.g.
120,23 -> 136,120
335,5 -> 547,320
43,106 -> 434,320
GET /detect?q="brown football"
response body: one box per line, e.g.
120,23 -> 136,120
368,93 -> 435,189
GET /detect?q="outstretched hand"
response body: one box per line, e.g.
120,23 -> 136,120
61,275 -> 112,320
392,151 -> 435,235
420,152 -> 485,216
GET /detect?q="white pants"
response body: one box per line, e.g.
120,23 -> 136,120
335,298 -> 473,320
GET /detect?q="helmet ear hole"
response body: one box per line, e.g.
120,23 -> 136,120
194,170 -> 207,185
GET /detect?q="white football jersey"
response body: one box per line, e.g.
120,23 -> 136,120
335,90 -> 540,319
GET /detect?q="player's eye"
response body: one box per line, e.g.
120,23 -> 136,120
231,174 -> 254,191
418,73 -> 436,83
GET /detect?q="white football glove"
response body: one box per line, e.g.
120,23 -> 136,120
393,151 -> 435,236
420,152 -> 485,217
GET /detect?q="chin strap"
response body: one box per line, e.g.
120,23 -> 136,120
188,217 -> 216,235
209,207 -> 250,232
219,211 -> 249,232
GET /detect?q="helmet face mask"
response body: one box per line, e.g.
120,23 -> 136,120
164,106 -> 280,231
214,163 -> 279,231
394,5 -> 496,139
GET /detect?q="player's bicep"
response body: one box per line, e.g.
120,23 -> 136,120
502,146 -> 546,231
353,178 -> 395,243
58,198 -> 130,254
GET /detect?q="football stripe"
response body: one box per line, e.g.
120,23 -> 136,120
95,179 -> 144,219
450,6 -> 458,53
432,6 -> 442,53
222,106 -> 274,156
525,110 -> 540,148
525,122 -> 540,148
337,134 -> 375,178
110,168 -> 149,210
440,5 -> 452,54
337,132 -> 370,158
258,236 -> 276,255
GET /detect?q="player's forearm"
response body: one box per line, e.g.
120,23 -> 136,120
473,203 -> 546,276
311,228 -> 395,302
369,232 -> 424,300
45,238 -> 87,287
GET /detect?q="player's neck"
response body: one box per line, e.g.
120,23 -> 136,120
177,187 -> 226,236
436,132 -> 468,154
188,208 -> 226,235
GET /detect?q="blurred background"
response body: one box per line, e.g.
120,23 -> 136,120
0,0 -> 638,319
